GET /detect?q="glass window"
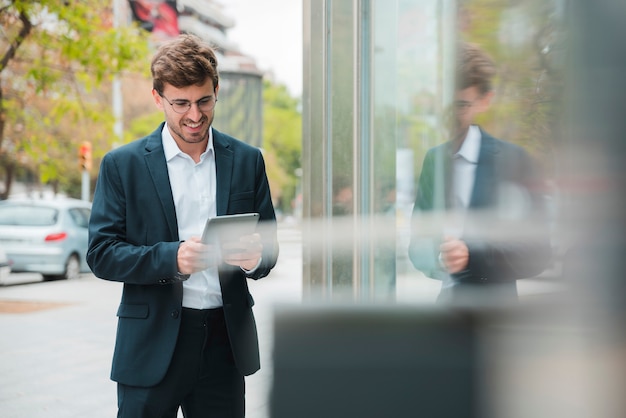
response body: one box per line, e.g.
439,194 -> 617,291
69,208 -> 91,228
0,205 -> 58,226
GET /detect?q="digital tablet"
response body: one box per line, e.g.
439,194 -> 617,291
201,213 -> 260,244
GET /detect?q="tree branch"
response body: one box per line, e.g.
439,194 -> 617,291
0,9 -> 33,72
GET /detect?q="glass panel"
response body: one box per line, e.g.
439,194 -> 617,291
382,0 -> 455,304
395,0 -> 566,305
328,0 -> 357,300
69,208 -> 90,229
0,205 -> 58,226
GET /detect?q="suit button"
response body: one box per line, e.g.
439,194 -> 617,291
159,279 -> 167,284
171,310 -> 180,319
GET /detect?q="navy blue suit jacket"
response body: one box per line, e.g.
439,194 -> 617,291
408,130 -> 551,303
87,123 -> 278,387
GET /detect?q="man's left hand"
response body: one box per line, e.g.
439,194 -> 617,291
221,233 -> 263,271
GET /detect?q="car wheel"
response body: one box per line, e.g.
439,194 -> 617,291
63,254 -> 81,280
43,254 -> 81,281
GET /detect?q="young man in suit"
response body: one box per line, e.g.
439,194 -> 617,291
408,42 -> 551,306
87,34 -> 279,417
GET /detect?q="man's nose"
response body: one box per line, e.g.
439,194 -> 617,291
186,102 -> 203,119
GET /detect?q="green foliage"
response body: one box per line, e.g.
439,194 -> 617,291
460,0 -> 566,172
0,0 -> 150,197
125,111 -> 164,143
262,81 -> 302,214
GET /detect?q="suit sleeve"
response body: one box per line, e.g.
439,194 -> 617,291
246,149 -> 279,280
460,148 -> 552,282
408,149 -> 446,280
87,152 -> 182,285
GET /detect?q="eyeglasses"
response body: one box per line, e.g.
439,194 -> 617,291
454,100 -> 474,111
454,95 -> 484,113
159,93 -> 217,114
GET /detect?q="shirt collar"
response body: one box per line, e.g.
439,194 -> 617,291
454,125 -> 481,164
162,123 -> 214,162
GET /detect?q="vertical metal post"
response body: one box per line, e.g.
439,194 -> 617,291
81,170 -> 89,201
112,0 -> 124,147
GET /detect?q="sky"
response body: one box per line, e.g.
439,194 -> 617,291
221,0 -> 303,97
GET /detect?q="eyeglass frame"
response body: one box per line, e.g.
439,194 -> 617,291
158,92 -> 218,114
453,92 -> 490,113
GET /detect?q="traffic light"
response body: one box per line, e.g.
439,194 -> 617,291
79,141 -> 92,171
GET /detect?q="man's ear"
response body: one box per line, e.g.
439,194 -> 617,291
152,89 -> 164,109
477,91 -> 494,112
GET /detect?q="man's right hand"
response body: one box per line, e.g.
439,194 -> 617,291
177,237 -> 216,274
439,235 -> 470,274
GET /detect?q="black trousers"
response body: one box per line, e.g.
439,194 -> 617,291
117,307 -> 245,418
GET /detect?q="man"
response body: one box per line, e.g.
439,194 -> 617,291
408,42 -> 550,306
87,34 -> 279,417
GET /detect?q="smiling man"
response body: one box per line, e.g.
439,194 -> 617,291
408,42 -> 551,306
87,34 -> 279,417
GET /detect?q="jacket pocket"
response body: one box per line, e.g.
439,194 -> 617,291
117,303 -> 149,319
229,191 -> 255,213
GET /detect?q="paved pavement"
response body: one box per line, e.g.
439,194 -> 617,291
0,224 -> 303,418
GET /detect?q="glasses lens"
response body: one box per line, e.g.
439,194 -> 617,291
198,98 -> 215,111
162,94 -> 216,113
173,102 -> 190,113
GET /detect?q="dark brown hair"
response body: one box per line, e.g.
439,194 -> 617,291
456,42 -> 496,94
151,34 -> 219,94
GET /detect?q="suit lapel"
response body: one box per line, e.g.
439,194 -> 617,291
441,144 -> 455,210
469,132 -> 498,209
144,126 -> 179,239
213,129 -> 233,216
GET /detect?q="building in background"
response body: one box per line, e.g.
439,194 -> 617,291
127,0 -> 264,147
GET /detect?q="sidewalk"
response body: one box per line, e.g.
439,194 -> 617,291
0,221 -> 566,417
0,224 -> 302,418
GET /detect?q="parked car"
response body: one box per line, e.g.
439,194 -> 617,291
0,197 -> 91,281
0,246 -> 12,285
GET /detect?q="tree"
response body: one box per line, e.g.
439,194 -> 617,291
262,80 -> 302,215
459,0 -> 567,173
0,0 -> 149,198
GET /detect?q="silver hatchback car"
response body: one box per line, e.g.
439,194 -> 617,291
0,197 -> 92,281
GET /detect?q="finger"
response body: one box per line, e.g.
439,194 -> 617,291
223,251 -> 262,263
439,241 -> 456,252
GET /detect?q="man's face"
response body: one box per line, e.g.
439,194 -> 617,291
152,78 -> 219,146
451,86 -> 492,141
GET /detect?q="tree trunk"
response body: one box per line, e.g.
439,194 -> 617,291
0,161 -> 14,200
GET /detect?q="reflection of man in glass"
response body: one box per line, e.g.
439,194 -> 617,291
408,42 -> 551,305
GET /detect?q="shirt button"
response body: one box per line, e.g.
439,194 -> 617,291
171,310 -> 180,319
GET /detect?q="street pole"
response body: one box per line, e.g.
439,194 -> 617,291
113,0 -> 124,147
81,170 -> 89,201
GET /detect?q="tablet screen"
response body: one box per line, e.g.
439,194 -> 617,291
201,213 -> 260,244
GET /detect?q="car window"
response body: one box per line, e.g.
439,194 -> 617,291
69,207 -> 90,228
0,205 -> 58,226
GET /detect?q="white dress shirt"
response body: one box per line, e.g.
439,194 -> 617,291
452,125 -> 481,209
445,125 -> 481,237
162,124 -> 222,309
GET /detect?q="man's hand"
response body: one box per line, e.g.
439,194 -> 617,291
177,237 -> 217,275
221,233 -> 263,271
439,235 -> 469,274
